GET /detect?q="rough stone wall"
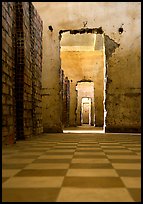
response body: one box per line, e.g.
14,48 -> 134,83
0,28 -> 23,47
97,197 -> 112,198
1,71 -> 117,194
2,2 -> 16,144
33,2 -> 141,132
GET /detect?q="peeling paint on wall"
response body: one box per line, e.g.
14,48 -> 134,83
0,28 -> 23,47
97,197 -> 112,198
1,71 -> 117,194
104,35 -> 120,60
33,2 -> 141,133
59,27 -> 103,35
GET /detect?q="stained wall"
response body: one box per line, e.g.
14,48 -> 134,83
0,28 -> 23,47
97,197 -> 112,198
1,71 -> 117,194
33,2 -> 141,132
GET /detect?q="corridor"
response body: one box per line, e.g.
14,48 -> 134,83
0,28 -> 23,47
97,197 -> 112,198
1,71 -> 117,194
2,131 -> 141,202
2,2 -> 141,202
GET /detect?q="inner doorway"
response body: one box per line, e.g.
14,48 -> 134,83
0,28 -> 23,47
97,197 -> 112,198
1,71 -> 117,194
76,81 -> 95,126
81,97 -> 92,125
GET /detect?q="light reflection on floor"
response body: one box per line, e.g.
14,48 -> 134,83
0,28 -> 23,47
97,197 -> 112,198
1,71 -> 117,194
63,126 -> 104,133
63,126 -> 141,135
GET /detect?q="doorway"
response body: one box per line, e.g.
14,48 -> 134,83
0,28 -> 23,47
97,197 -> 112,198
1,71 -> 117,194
76,81 -> 95,126
81,97 -> 92,125
59,28 -> 107,132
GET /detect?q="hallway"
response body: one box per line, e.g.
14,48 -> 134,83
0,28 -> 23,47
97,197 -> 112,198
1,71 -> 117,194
2,131 -> 141,202
2,2 -> 141,202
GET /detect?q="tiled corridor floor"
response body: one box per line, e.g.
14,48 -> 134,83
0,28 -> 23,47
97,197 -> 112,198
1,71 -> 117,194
2,132 -> 141,202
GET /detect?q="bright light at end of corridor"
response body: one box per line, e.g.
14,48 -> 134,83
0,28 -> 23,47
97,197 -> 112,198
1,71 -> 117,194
63,130 -> 105,133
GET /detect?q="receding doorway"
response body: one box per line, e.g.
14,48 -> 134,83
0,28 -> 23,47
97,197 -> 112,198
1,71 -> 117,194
81,97 -> 92,125
59,28 -> 107,133
76,81 -> 95,126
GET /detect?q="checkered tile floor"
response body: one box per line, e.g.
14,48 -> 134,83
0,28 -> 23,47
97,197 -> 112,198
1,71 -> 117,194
2,132 -> 141,202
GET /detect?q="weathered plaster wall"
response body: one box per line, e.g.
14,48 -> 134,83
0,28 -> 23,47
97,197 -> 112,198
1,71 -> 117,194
41,30 -> 63,132
105,34 -> 141,132
33,2 -> 141,132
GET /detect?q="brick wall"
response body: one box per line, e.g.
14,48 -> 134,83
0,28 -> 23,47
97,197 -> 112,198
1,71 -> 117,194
29,3 -> 43,135
2,2 -> 43,144
14,2 -> 32,140
2,2 -> 16,144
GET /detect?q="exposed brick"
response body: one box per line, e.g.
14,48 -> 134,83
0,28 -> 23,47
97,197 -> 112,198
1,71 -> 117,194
2,105 -> 9,115
2,2 -> 43,144
2,116 -> 8,126
2,127 -> 9,136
